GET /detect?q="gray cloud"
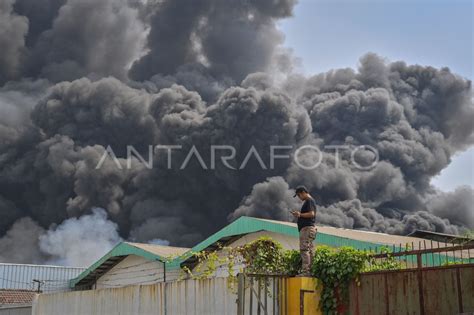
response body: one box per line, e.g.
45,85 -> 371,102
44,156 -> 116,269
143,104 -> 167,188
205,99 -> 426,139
0,0 -> 28,84
129,0 -> 296,83
426,186 -> 474,229
0,0 -> 473,265
0,217 -> 46,264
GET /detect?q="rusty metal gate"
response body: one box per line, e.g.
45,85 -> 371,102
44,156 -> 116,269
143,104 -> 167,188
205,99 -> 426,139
236,274 -> 289,315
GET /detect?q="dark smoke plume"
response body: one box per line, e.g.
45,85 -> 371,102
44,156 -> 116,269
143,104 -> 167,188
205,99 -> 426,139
0,0 -> 473,266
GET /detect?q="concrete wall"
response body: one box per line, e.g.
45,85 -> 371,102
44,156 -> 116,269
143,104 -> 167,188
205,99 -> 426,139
33,278 -> 237,315
95,255 -> 181,289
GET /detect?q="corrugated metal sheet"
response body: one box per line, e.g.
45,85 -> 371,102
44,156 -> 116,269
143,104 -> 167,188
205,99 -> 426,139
33,278 -> 237,315
0,264 -> 85,293
259,218 -> 462,250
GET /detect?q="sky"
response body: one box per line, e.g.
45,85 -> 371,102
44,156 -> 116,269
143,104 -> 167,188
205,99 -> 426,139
278,0 -> 473,191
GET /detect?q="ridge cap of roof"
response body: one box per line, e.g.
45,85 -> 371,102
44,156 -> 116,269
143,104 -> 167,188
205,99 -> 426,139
124,241 -> 190,250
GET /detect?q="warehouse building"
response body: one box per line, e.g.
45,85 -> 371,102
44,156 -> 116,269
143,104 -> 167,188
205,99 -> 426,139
69,216 -> 461,290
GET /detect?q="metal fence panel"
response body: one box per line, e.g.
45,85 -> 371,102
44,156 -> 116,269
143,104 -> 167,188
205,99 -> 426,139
386,271 -> 419,315
349,274 -> 387,315
349,265 -> 474,315
237,274 -> 288,315
460,267 -> 474,312
423,268 -> 460,314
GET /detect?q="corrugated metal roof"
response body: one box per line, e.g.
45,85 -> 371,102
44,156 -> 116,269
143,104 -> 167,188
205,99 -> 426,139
124,242 -> 188,257
257,218 -> 454,248
178,216 -> 465,268
0,263 -> 85,293
407,230 -> 474,245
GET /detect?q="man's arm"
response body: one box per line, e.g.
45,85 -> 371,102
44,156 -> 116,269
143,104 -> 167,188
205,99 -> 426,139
292,199 -> 316,218
298,211 -> 315,218
291,210 -> 315,218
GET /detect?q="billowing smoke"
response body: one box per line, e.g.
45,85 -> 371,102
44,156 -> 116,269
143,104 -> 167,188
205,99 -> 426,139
0,0 -> 473,266
39,208 -> 122,266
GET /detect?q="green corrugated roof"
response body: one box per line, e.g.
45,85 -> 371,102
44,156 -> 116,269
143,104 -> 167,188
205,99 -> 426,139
173,216 -> 394,266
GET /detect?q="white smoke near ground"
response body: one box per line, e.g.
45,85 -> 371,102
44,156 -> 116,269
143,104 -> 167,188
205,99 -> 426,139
0,0 -> 473,266
38,208 -> 122,266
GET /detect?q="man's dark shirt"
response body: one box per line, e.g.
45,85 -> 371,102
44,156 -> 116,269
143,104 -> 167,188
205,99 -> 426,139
297,197 -> 316,231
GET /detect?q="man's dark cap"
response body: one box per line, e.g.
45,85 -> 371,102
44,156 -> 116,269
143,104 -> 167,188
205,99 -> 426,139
293,186 -> 308,197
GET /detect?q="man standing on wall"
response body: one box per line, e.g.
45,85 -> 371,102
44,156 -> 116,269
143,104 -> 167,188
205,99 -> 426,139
291,186 -> 317,276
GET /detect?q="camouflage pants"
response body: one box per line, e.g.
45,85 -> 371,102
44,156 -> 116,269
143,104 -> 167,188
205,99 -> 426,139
299,226 -> 317,274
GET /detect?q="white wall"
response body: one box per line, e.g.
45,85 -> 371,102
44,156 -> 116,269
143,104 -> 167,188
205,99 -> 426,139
96,255 -> 180,289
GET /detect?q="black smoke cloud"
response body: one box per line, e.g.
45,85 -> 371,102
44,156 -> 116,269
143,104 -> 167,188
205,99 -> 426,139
0,0 -> 473,265
0,0 -> 28,84
129,0 -> 296,82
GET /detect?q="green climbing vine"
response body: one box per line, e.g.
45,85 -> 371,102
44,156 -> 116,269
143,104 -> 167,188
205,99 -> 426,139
182,237 -> 290,290
311,246 -> 368,314
310,245 -> 402,314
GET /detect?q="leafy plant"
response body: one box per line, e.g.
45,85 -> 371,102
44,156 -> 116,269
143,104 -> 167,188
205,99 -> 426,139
364,246 -> 403,272
311,246 -> 368,315
183,237 -> 288,290
282,249 -> 301,276
233,237 -> 286,274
